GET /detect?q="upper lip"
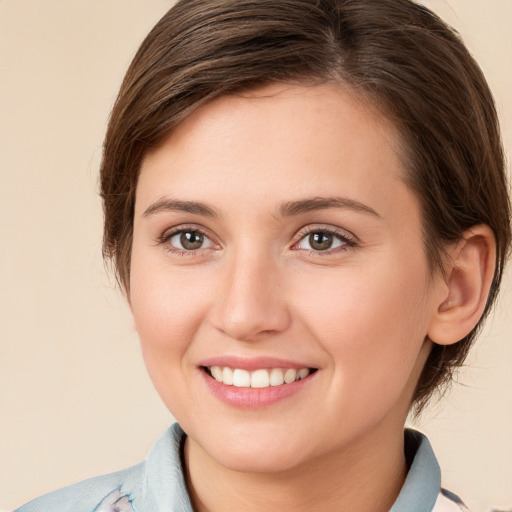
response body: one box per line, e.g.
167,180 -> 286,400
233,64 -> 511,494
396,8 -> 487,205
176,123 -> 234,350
199,356 -> 317,371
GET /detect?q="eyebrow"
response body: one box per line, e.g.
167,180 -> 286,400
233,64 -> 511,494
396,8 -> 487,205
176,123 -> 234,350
142,196 -> 380,219
279,196 -> 381,218
143,199 -> 218,218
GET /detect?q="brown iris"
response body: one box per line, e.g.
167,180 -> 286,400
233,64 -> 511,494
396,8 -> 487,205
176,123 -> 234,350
308,232 -> 333,251
180,231 -> 204,250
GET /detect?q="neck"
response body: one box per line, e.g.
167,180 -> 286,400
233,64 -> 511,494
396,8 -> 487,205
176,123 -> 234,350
184,423 -> 407,512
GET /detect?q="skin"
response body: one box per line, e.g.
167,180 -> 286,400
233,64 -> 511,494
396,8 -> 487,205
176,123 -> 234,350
129,83 -> 473,512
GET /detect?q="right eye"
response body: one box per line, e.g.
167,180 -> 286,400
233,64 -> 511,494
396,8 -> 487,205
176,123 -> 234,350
162,228 -> 215,253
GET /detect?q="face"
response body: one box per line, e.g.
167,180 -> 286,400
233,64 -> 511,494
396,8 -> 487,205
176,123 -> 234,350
130,83 -> 446,474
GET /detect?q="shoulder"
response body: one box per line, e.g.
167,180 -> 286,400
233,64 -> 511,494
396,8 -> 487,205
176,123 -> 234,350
14,423 -> 193,512
13,463 -> 145,512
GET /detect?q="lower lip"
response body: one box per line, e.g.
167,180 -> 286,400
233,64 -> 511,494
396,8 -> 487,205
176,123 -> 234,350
201,370 -> 315,408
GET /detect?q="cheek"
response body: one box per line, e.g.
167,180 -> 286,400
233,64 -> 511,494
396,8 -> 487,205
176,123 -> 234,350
291,258 -> 431,402
294,261 -> 429,341
129,260 -> 218,416
129,257 -> 214,365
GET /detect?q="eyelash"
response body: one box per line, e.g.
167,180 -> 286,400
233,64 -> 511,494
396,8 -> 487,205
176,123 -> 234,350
158,225 -> 218,256
157,225 -> 356,256
292,225 -> 357,255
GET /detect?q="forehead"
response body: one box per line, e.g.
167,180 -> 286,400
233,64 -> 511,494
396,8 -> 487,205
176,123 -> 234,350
136,83 -> 415,226
144,82 -> 403,164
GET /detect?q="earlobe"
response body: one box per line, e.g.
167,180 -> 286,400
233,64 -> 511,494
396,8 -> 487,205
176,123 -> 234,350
427,225 -> 496,346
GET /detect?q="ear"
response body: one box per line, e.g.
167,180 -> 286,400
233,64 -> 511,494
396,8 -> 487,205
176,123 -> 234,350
427,225 -> 496,346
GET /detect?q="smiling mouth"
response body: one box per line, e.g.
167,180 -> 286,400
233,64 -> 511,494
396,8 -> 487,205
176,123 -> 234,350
202,366 -> 317,389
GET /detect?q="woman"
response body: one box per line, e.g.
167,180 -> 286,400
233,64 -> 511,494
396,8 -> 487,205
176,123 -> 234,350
14,0 -> 511,511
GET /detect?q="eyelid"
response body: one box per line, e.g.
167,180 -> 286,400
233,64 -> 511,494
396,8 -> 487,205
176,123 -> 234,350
157,224 -> 220,252
156,223 -> 356,255
292,224 -> 357,252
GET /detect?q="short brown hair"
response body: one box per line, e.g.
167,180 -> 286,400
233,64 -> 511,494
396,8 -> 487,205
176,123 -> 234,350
100,0 -> 511,411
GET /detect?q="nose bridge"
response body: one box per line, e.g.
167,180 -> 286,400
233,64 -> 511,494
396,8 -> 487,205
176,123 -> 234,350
213,242 -> 290,341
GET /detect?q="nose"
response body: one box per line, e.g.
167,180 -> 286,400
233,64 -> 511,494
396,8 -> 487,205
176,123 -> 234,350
210,250 -> 291,342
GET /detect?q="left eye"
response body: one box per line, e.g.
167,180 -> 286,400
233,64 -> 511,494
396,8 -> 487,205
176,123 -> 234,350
296,231 -> 349,251
168,230 -> 214,251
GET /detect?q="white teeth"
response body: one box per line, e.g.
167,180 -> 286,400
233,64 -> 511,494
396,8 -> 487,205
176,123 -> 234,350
207,366 -> 311,388
269,368 -> 285,386
232,369 -> 251,387
222,367 -> 234,385
284,368 -> 297,384
250,369 -> 270,388
210,366 -> 223,381
297,368 -> 309,380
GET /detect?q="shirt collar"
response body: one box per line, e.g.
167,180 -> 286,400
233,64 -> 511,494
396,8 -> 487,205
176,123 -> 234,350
140,423 -> 194,511
390,428 -> 441,512
142,424 -> 440,512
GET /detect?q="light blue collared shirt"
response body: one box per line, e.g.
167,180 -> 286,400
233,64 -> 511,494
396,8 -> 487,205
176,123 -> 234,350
15,424 -> 466,512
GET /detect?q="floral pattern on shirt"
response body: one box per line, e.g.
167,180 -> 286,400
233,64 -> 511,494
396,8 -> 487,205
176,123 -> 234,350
91,488 -> 135,512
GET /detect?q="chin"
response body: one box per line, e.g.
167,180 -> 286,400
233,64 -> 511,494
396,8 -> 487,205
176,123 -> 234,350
209,443 -> 311,474
185,418 -> 318,474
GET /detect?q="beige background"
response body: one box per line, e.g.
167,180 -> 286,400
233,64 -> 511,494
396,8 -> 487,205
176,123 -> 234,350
0,1 -> 510,511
